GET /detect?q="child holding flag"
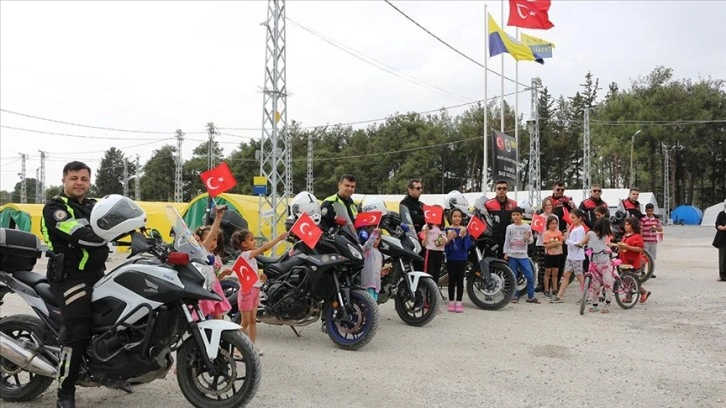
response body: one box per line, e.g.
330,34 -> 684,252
230,229 -> 288,355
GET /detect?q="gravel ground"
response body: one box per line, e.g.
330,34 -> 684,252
2,226 -> 725,408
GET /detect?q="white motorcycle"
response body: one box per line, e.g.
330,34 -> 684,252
0,196 -> 260,407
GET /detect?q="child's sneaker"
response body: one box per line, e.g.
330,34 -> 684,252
588,305 -> 599,313
447,301 -> 456,312
455,302 -> 464,313
543,291 -> 552,298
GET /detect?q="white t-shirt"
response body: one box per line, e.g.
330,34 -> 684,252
565,225 -> 586,261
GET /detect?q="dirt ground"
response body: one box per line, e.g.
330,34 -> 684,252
2,226 -> 725,408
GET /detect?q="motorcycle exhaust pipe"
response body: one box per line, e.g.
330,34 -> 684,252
0,332 -> 57,377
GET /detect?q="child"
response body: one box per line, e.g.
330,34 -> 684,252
612,217 -> 651,303
534,199 -> 558,291
542,215 -> 564,298
230,229 -> 288,355
421,209 -> 447,298
444,209 -> 473,312
195,205 -> 232,320
578,217 -> 614,313
640,203 -> 662,278
361,228 -> 391,302
504,207 -> 538,304
552,209 -> 586,303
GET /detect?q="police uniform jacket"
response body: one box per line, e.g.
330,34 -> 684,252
41,193 -> 109,275
399,195 -> 425,234
484,197 -> 518,241
320,193 -> 358,231
579,197 -> 608,228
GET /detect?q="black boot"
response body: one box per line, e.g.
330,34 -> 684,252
57,389 -> 75,408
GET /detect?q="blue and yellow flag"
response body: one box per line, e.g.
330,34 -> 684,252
488,14 -> 544,64
520,32 -> 555,59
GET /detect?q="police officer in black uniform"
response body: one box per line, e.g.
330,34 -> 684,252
399,179 -> 426,271
41,161 -> 109,408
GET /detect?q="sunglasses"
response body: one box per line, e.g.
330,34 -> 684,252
412,187 -> 423,191
555,188 -> 564,192
592,189 -> 602,192
496,187 -> 508,191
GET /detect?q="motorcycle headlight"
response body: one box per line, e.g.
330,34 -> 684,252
347,243 -> 363,260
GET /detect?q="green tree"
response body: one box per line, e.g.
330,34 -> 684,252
96,147 -> 136,196
141,145 -> 177,201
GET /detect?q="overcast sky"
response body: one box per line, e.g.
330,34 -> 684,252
1,1 -> 724,193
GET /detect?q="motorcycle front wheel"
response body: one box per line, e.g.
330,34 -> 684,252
0,315 -> 55,402
466,262 -> 516,310
394,277 -> 439,327
176,330 -> 260,408
324,289 -> 379,351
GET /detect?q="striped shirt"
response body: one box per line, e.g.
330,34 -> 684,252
640,216 -> 661,243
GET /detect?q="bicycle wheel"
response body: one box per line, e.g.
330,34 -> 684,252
579,275 -> 591,315
614,271 -> 640,309
636,250 -> 654,283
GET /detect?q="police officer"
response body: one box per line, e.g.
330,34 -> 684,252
41,161 -> 109,408
579,184 -> 608,229
483,180 -> 518,254
320,174 -> 358,232
399,179 -> 425,235
619,187 -> 643,219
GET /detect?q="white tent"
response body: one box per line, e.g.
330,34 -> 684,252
353,188 -> 660,215
701,201 -> 725,226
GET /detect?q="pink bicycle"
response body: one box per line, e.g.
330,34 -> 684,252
579,249 -> 641,315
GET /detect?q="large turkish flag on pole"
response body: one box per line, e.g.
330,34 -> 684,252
507,0 -> 554,30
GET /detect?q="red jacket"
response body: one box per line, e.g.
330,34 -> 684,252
484,197 -> 518,240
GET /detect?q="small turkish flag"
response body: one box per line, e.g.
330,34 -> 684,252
423,205 -> 444,225
531,213 -> 546,233
200,162 -> 237,197
507,0 -> 554,30
232,255 -> 258,293
354,211 -> 382,228
562,206 -> 572,225
290,212 -> 323,249
467,216 -> 487,239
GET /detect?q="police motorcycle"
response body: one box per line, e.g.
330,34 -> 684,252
0,195 -> 260,408
252,192 -> 379,351
355,197 -> 439,327
438,194 -> 517,310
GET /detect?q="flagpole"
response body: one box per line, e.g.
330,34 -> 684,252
514,27 -> 519,201
483,2 -> 489,194
500,0 -> 505,133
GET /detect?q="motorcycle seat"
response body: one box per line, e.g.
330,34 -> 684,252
12,271 -> 47,287
34,282 -> 59,307
256,255 -> 281,266
264,257 -> 306,278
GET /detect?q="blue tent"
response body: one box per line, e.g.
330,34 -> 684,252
671,205 -> 703,225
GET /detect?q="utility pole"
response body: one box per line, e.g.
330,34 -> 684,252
19,153 -> 28,204
258,0 -> 290,240
39,150 -> 46,201
35,168 -> 41,203
174,130 -> 184,203
527,77 -> 542,207
582,108 -> 591,198
207,122 -> 217,170
122,160 -> 129,197
306,131 -> 314,193
135,154 -> 141,201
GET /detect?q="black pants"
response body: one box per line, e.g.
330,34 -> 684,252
447,261 -> 466,302
719,246 -> 726,280
424,249 -> 443,286
50,272 -> 101,396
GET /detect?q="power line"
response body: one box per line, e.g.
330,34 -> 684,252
383,0 -> 530,88
287,17 -> 473,103
590,119 -> 726,126
0,108 -> 207,135
0,125 -> 175,141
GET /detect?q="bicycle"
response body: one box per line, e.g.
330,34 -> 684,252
579,249 -> 641,315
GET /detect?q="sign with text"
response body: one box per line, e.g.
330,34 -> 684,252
491,130 -> 517,186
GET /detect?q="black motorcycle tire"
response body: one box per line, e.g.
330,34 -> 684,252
0,314 -> 55,402
324,289 -> 379,351
176,330 -> 261,408
394,277 -> 439,327
466,262 -> 516,310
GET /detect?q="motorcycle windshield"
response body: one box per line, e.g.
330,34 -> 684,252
331,202 -> 359,241
165,206 -> 210,263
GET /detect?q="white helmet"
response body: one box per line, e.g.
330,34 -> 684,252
91,194 -> 146,241
445,190 -> 469,212
473,195 -> 489,216
361,196 -> 388,214
291,191 -> 321,225
518,199 -> 532,216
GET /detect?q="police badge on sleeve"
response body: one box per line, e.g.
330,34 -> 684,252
54,209 -> 68,221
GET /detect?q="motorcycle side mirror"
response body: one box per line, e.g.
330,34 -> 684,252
334,216 -> 347,226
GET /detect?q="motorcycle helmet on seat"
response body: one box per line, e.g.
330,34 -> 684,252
290,191 -> 322,225
91,194 -> 147,241
445,190 -> 469,212
360,197 -> 388,214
